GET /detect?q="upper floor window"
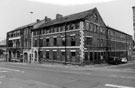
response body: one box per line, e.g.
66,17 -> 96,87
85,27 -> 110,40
34,39 -> 38,47
39,38 -> 43,47
46,28 -> 50,34
71,36 -> 76,46
85,37 -> 92,45
75,22 -> 80,29
62,25 -> 65,31
46,38 -> 49,46
89,23 -> 93,31
85,22 -> 89,30
54,27 -> 57,32
53,38 -> 57,46
62,37 -> 66,46
71,23 -> 75,30
66,24 -> 70,31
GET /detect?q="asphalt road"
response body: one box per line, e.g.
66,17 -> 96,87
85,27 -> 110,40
0,62 -> 134,88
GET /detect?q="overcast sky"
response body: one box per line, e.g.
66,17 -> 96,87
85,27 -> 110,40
0,0 -> 135,41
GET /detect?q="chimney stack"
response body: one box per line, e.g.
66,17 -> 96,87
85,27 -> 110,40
56,14 -> 63,20
44,16 -> 51,23
36,19 -> 40,22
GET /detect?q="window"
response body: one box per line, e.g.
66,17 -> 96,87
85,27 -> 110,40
54,27 -> 57,32
97,26 -> 100,33
46,38 -> 49,46
58,26 -> 61,32
62,37 -> 66,46
39,51 -> 43,58
56,27 -> 59,32
102,27 -> 106,34
89,24 -> 93,31
61,51 -> 65,61
86,22 -> 89,30
51,27 -> 54,33
71,52 -> 76,56
46,51 -> 49,59
44,29 -> 47,34
8,40 -> 13,47
85,37 -> 92,45
71,36 -> 76,46
75,22 -> 80,29
93,25 -> 97,32
66,24 -> 70,30
61,52 -> 65,56
41,29 -> 44,35
100,27 -> 103,33
71,23 -> 75,30
53,51 -> 57,60
53,38 -> 57,46
62,25 -> 65,31
34,39 -> 38,47
100,39 -> 103,47
39,38 -> 43,47
46,28 -> 50,33
71,51 -> 76,62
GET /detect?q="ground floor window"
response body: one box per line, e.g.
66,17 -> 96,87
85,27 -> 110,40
61,51 -> 65,61
53,51 -> 57,60
46,51 -> 49,59
71,52 -> 76,62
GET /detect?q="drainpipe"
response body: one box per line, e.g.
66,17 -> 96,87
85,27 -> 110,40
64,23 -> 67,65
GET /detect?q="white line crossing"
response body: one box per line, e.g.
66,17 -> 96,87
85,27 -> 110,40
0,67 -> 24,73
105,84 -> 135,88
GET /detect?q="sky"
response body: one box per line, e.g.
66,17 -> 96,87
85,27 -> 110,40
0,0 -> 135,41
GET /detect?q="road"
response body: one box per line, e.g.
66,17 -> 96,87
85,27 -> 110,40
0,62 -> 134,88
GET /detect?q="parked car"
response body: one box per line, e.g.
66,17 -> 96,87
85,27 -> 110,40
108,57 -> 121,65
11,58 -> 22,62
120,57 -> 128,63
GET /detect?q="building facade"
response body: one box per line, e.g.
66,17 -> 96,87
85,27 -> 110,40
6,20 -> 45,63
31,8 -> 133,65
7,28 -> 23,62
106,26 -> 132,61
6,7 -> 133,65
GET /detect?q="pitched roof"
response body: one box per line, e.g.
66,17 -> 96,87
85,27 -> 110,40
37,7 -> 96,29
106,26 -> 132,37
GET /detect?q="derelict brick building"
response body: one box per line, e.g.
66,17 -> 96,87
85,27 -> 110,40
6,7 -> 133,65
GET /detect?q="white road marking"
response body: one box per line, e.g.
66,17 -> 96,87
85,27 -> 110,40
0,71 -> 8,73
111,75 -> 135,79
0,67 -> 24,73
105,84 -> 135,88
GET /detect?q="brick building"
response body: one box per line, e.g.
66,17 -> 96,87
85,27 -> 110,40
6,20 -> 44,63
106,26 -> 132,61
6,7 -> 133,65
31,8 -> 132,65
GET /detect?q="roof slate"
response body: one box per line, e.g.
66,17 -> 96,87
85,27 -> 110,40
37,8 -> 96,29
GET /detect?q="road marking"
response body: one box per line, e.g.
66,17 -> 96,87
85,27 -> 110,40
105,84 -> 135,88
0,71 -> 8,73
111,75 -> 135,79
0,67 -> 24,73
